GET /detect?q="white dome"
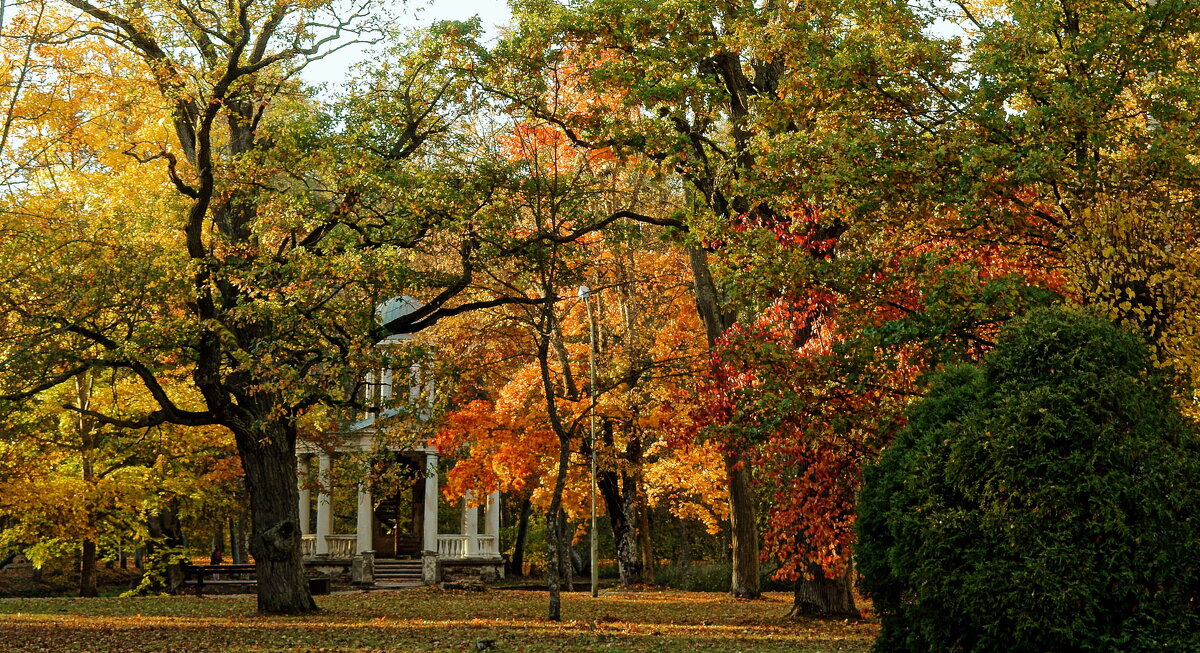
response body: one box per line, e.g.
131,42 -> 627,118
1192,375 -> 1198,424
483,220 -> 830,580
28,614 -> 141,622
376,296 -> 424,344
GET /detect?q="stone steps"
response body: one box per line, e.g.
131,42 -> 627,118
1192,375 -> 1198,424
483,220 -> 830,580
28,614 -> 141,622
374,559 -> 424,587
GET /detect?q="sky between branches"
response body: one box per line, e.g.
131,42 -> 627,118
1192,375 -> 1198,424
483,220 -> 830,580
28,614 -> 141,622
303,0 -> 513,89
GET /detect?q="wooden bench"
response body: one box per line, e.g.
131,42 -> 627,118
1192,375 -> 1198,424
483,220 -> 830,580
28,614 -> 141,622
185,564 -> 257,596
183,564 -> 331,596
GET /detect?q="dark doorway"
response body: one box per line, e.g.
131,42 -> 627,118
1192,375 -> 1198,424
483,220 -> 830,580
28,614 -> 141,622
372,453 -> 426,558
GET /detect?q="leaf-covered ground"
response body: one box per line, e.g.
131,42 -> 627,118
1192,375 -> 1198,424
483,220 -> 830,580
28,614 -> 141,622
0,588 -> 877,652
0,566 -> 143,598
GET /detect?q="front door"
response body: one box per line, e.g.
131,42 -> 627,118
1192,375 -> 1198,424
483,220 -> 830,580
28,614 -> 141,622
372,454 -> 425,558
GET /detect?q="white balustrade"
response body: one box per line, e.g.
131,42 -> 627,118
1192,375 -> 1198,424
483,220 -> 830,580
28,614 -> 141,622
475,535 -> 497,556
326,535 -> 357,558
436,535 -> 498,558
437,535 -> 467,558
302,534 -> 362,558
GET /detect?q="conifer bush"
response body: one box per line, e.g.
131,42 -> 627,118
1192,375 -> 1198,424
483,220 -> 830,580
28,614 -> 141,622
858,308 -> 1200,652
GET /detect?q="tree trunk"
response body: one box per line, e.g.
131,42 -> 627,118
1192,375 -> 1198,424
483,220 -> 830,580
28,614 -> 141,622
632,431 -> 654,585
573,529 -> 591,577
545,437 -> 570,621
144,502 -> 185,594
77,375 -> 99,598
229,516 -> 240,564
596,420 -> 643,586
597,465 -> 641,586
234,420 -> 316,614
638,495 -> 655,584
79,538 -> 98,597
511,496 -> 532,577
232,513 -> 249,565
727,458 -> 760,598
211,522 -> 225,565
676,515 -> 691,572
687,246 -> 760,598
535,315 -> 576,621
788,563 -> 857,618
560,510 -> 575,592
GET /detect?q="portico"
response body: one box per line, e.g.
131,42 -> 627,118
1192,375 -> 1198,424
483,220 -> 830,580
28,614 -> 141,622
295,435 -> 502,585
295,296 -> 502,586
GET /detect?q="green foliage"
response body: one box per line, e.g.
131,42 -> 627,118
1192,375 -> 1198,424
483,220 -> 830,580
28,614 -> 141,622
859,307 -> 1200,652
125,545 -> 189,598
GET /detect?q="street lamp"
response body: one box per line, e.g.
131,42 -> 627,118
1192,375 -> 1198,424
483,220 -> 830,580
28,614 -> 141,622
578,284 -> 599,598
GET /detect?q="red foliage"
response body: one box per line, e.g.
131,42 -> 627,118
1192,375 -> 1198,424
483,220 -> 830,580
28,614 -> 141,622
687,203 -> 1066,582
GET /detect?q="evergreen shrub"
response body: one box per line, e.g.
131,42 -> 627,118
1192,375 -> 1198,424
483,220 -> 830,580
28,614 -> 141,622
858,308 -> 1200,652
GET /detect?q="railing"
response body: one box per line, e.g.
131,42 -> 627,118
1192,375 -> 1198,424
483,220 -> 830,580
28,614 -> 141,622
475,535 -> 497,556
305,533 -> 496,559
437,535 -> 467,558
436,535 -> 498,558
327,535 -> 357,558
301,534 -> 357,558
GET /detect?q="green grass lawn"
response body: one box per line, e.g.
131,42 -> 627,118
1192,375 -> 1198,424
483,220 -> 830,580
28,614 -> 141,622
0,588 -> 877,652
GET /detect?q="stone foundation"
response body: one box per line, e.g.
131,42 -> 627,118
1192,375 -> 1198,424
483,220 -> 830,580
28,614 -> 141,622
422,552 -> 440,585
304,560 -> 352,583
440,557 -> 504,584
351,551 -> 375,585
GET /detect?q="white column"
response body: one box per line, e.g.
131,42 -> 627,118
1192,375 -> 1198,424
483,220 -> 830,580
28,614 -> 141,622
423,360 -> 436,420
422,453 -> 439,554
356,483 -> 373,554
363,370 -> 375,419
315,453 -> 332,555
462,490 -> 479,556
297,456 -> 311,535
380,367 -> 393,401
484,491 -> 501,556
409,362 -> 421,403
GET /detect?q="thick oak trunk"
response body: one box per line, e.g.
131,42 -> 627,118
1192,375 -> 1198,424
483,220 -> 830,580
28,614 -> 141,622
234,420 -> 316,614
788,563 -> 857,618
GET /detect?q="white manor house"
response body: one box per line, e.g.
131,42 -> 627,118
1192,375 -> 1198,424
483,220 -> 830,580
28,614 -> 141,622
295,297 -> 503,587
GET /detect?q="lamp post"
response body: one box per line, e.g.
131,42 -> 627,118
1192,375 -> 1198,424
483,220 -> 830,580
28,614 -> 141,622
579,284 -> 599,598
